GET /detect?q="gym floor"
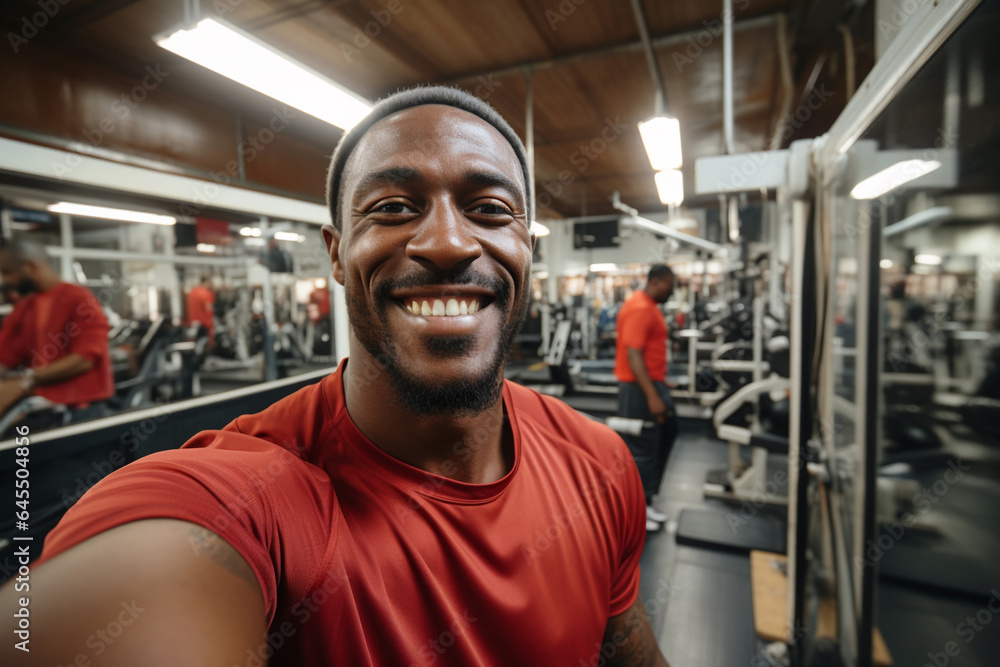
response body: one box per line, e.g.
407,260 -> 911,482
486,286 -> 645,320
638,419 -> 763,666
636,417 -> 1000,667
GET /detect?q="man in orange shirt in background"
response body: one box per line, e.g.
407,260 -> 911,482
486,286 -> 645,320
185,274 -> 216,344
0,240 -> 113,423
614,264 -> 678,531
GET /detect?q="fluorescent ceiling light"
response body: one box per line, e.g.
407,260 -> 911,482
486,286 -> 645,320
654,169 -> 684,206
530,221 -> 550,237
196,243 -> 216,253
155,18 -> 373,130
638,116 -> 683,170
915,254 -> 942,265
240,227 -> 262,237
879,259 -> 894,269
883,206 -> 952,237
850,160 -> 941,200
273,231 -> 304,242
47,202 -> 176,225
621,215 -> 724,254
590,263 -> 619,272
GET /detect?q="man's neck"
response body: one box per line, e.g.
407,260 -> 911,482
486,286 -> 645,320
35,276 -> 61,293
342,352 -> 512,485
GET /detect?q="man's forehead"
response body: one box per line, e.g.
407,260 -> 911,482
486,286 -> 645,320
343,105 -> 524,188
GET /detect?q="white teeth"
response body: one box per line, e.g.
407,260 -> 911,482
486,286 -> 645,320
405,297 -> 482,316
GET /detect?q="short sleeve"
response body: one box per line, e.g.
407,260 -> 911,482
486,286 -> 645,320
68,294 -> 110,363
37,437 -> 335,627
607,439 -> 647,616
618,307 -> 653,352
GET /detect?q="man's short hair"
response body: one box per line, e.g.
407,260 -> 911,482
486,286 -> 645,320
325,85 -> 533,231
0,239 -> 51,266
648,264 -> 673,282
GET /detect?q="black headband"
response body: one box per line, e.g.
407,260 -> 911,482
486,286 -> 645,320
325,85 -> 533,230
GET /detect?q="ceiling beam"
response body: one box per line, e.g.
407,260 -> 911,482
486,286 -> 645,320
436,12 -> 781,87
243,0 -> 356,32
47,0 -> 145,35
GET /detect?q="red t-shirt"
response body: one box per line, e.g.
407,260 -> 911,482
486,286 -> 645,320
185,285 -> 215,335
0,282 -> 113,405
36,359 -> 646,666
614,290 -> 668,382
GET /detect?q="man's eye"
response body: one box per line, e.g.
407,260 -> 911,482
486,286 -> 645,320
471,203 -> 513,215
374,202 -> 415,214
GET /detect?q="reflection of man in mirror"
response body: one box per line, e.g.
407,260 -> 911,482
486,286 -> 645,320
0,240 -> 113,423
184,274 -> 216,345
4,88 -> 670,667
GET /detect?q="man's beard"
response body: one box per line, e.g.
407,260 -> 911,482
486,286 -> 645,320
345,267 -> 529,417
16,277 -> 37,295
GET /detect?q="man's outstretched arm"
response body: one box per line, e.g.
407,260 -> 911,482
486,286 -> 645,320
601,595 -> 670,667
0,518 -> 266,667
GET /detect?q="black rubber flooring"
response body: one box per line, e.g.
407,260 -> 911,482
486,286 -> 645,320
636,420 -> 765,666
601,411 -> 1000,666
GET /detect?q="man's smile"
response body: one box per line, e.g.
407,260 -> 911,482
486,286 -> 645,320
388,284 -> 499,321
403,296 -> 482,316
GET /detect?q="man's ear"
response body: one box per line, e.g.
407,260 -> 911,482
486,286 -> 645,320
321,224 -> 346,286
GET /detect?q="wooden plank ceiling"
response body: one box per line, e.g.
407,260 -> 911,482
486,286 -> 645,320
1,0 -> 821,219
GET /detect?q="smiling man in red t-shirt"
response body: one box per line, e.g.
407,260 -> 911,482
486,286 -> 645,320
1,88 -> 670,666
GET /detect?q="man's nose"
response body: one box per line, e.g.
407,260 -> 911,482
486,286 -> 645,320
405,203 -> 482,271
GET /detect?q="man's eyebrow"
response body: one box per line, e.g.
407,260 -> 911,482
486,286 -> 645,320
352,167 -> 421,198
464,171 -> 525,208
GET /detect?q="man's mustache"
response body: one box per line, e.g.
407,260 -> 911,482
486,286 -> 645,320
372,268 -> 510,308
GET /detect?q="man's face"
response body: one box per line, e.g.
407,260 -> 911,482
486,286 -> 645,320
0,253 -> 37,295
325,105 -> 534,416
652,276 -> 673,304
